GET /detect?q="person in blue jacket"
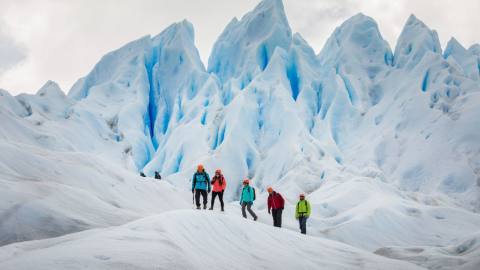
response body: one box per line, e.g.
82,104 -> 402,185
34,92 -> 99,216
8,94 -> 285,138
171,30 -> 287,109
240,179 -> 257,220
192,164 -> 211,209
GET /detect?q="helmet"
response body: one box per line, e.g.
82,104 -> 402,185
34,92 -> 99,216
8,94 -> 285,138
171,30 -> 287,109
215,169 -> 221,174
197,164 -> 204,171
243,179 -> 250,185
267,187 -> 273,193
299,193 -> 305,198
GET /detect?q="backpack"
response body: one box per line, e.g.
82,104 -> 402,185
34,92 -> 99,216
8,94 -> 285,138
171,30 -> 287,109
248,186 -> 256,201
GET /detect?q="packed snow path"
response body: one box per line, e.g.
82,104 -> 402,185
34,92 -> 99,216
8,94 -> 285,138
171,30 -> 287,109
0,210 -> 423,270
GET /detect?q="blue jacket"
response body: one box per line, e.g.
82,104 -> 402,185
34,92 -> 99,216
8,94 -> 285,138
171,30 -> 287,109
240,185 -> 255,204
192,171 -> 211,191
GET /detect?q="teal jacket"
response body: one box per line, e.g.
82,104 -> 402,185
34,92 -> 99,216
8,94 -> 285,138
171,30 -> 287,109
240,185 -> 255,204
192,171 -> 211,192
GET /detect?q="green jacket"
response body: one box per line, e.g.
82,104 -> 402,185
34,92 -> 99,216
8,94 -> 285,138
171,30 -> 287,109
295,199 -> 311,218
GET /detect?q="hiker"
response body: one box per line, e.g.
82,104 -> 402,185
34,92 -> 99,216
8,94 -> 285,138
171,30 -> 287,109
295,193 -> 311,234
239,179 -> 257,221
154,171 -> 161,180
210,169 -> 227,211
191,164 -> 211,209
140,172 -> 146,177
267,187 -> 285,227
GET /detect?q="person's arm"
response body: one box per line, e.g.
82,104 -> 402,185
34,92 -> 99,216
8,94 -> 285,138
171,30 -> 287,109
239,188 -> 243,205
222,177 -> 227,190
267,195 -> 272,213
295,202 -> 299,219
206,173 -> 211,192
192,174 -> 196,193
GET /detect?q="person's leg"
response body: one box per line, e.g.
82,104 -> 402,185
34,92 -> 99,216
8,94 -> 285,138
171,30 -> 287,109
195,190 -> 201,208
300,216 -> 307,234
298,216 -> 303,232
210,192 -> 218,209
219,190 -> 224,211
247,203 -> 257,220
271,209 -> 277,226
201,190 -> 208,209
241,203 -> 247,218
278,209 -> 283,228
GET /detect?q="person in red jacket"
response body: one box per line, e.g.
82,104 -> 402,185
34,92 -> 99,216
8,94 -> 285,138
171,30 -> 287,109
267,187 -> 285,227
209,169 -> 227,211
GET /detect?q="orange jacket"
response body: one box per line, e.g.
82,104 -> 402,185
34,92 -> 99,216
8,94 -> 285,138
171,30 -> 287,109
211,175 -> 227,192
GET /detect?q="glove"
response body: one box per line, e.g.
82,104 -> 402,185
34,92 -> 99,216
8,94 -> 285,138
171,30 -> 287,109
192,189 -> 194,194
208,188 -> 211,193
268,209 -> 271,214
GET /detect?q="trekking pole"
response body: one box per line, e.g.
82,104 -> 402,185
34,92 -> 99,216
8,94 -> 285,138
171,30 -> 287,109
192,189 -> 195,208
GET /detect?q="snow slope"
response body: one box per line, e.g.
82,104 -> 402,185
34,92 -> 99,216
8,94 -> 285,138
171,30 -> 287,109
0,137 -> 188,246
0,210 -> 423,270
376,232 -> 480,270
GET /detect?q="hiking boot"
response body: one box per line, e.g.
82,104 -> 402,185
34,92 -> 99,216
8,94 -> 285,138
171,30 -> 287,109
221,207 -> 224,212
209,207 -> 213,210
203,204 -> 207,210
253,216 -> 258,221
196,206 -> 201,210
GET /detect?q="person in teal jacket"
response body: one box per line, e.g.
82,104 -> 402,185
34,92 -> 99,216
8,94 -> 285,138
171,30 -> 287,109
192,164 -> 211,209
239,179 -> 257,221
295,193 -> 311,234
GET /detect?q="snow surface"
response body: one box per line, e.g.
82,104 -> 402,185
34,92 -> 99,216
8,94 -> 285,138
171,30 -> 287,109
0,211 -> 424,270
1,0 -> 480,269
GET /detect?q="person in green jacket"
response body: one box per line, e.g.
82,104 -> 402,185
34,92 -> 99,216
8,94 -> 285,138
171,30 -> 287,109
239,179 -> 258,221
295,193 -> 311,234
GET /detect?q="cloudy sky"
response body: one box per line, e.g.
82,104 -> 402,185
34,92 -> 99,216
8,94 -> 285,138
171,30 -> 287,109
0,0 -> 479,94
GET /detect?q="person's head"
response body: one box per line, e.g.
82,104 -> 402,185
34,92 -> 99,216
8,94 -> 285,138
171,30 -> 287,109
243,179 -> 250,186
267,187 -> 273,194
299,193 -> 305,200
215,169 -> 221,176
197,164 -> 204,172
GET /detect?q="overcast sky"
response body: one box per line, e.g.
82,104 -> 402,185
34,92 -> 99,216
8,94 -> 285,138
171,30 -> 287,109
0,0 -> 479,95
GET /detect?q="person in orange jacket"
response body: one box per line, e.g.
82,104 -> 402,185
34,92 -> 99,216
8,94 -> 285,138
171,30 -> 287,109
209,169 -> 227,211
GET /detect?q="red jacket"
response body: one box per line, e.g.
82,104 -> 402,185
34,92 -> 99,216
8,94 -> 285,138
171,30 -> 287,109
267,191 -> 285,211
211,175 -> 227,192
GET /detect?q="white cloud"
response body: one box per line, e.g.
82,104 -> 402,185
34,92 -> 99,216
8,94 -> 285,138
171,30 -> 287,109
0,20 -> 26,75
285,0 -> 480,54
0,0 -> 478,94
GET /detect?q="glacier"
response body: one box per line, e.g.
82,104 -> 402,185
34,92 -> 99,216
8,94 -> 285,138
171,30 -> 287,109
1,0 -> 480,269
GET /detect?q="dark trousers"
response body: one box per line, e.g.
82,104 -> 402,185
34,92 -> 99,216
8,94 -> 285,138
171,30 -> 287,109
195,189 -> 208,207
272,209 -> 283,227
241,202 -> 257,219
298,216 -> 308,234
211,191 -> 224,209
